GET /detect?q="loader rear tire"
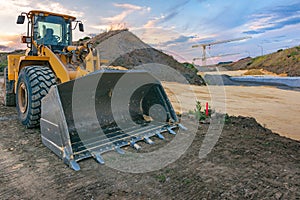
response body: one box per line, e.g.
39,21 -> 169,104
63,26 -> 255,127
3,67 -> 16,106
16,66 -> 56,128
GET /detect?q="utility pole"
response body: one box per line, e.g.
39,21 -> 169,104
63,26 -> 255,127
245,51 -> 250,57
257,44 -> 264,56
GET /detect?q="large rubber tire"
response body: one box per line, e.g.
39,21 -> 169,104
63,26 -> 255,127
16,66 -> 56,128
3,67 -> 16,106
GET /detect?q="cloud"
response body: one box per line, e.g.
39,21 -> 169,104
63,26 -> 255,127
261,35 -> 287,44
113,3 -> 150,12
0,34 -> 26,52
101,3 -> 151,24
243,3 -> 300,35
35,1 -> 84,17
169,0 -> 190,11
194,39 -> 215,44
102,10 -> 133,23
144,0 -> 190,28
144,15 -> 165,28
143,11 -> 179,28
0,0 -> 31,17
161,35 -> 196,46
0,0 -> 83,18
0,45 -> 11,52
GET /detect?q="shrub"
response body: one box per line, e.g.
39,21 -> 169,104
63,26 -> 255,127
188,101 -> 211,121
0,59 -> 7,72
277,49 -> 283,52
183,62 -> 198,73
287,51 -> 299,58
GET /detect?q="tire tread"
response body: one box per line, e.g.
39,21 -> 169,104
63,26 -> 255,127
17,66 -> 56,128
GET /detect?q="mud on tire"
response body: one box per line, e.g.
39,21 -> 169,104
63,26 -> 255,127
3,67 -> 16,106
16,66 -> 56,128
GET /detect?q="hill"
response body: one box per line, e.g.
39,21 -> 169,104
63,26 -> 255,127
91,30 -> 205,85
223,46 -> 300,76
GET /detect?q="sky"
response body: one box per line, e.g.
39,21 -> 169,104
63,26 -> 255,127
0,0 -> 300,64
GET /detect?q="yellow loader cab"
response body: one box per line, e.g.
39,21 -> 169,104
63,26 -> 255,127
4,10 -> 185,170
5,10 -> 99,126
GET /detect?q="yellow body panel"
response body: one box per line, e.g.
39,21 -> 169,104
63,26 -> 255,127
29,10 -> 76,21
100,59 -> 109,65
40,46 -> 70,83
85,50 -> 100,72
7,46 -> 100,84
8,55 -> 49,79
7,55 -> 22,80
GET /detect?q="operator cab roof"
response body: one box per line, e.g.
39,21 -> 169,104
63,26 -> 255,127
28,10 -> 76,21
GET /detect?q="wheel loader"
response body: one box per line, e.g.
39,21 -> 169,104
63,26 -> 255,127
4,10 -> 185,171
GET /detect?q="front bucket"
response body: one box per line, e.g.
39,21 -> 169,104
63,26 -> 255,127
40,70 -> 182,170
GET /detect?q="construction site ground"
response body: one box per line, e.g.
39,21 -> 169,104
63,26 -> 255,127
163,82 -> 300,141
193,67 -> 300,141
0,76 -> 299,199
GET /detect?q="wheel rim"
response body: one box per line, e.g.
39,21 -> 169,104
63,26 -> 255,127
18,82 -> 28,113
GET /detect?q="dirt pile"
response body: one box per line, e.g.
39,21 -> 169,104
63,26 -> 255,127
91,30 -> 205,85
223,46 -> 300,76
0,101 -> 299,199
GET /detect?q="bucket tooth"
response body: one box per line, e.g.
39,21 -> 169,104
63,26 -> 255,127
144,137 -> 154,145
178,124 -> 188,131
115,146 -> 125,155
92,153 -> 105,164
69,160 -> 80,171
156,132 -> 165,140
167,127 -> 177,135
131,142 -> 141,150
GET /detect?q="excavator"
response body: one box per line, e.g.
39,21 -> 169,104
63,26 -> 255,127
3,10 -> 184,170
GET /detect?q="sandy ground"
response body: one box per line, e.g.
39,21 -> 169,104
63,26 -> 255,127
198,70 -> 248,77
197,66 -> 288,77
1,75 -> 299,141
163,82 -> 300,141
1,76 -> 300,199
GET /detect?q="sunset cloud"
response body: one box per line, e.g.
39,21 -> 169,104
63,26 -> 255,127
0,34 -> 26,52
113,3 -> 150,12
102,10 -> 132,23
0,0 -> 83,17
101,3 -> 151,24
0,0 -> 299,61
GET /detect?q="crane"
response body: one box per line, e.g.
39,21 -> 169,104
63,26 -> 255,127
192,36 -> 251,66
192,53 -> 241,64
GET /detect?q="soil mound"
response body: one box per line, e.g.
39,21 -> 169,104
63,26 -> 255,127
223,46 -> 300,76
92,30 -> 205,85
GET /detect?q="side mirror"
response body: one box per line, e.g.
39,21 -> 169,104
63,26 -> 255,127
17,15 -> 25,24
79,23 -> 84,32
